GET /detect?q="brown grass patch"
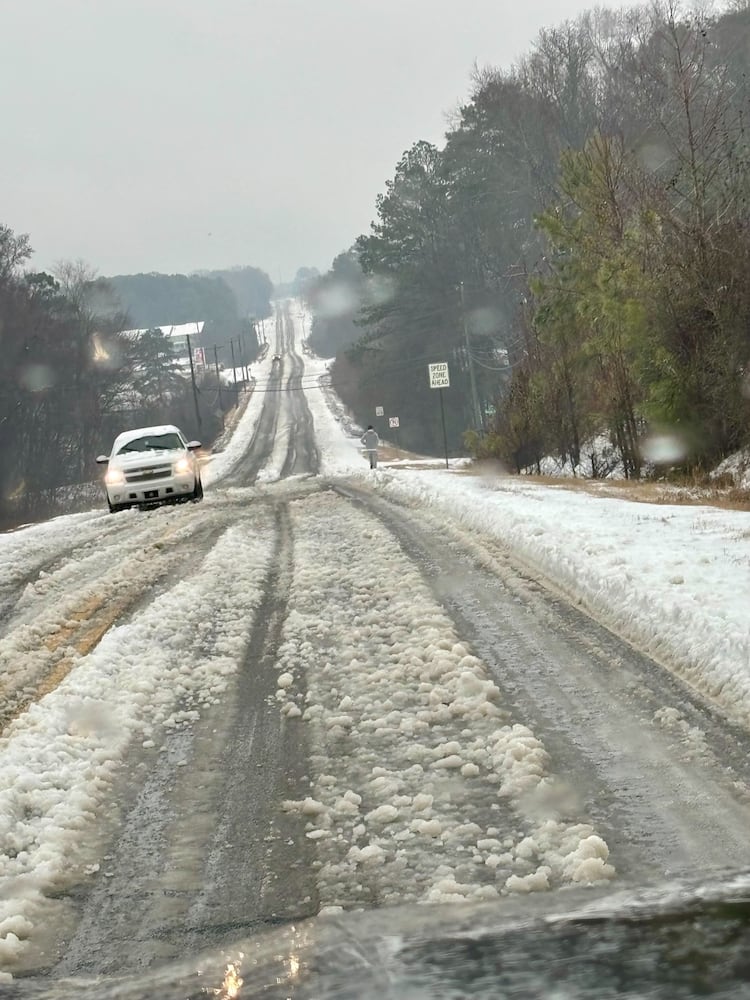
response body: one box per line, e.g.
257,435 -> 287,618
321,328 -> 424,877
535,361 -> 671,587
365,446 -> 750,510
499,473 -> 750,511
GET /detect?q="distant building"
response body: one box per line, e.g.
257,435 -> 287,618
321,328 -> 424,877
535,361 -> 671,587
120,321 -> 206,369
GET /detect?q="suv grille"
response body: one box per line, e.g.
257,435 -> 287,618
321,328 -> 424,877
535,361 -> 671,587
125,464 -> 171,483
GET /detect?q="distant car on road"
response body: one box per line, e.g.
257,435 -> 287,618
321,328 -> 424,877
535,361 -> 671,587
272,353 -> 281,366
96,424 -> 203,513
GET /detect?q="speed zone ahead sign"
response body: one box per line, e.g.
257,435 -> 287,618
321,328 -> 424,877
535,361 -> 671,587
428,362 -> 450,388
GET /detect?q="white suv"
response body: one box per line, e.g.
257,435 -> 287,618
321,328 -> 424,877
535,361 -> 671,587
97,424 -> 203,513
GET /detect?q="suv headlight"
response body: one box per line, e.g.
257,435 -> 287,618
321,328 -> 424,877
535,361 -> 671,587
105,466 -> 125,486
173,456 -> 192,474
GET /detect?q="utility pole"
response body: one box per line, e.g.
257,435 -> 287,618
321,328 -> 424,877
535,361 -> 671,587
213,345 -> 224,430
186,334 -> 202,430
230,338 -> 239,401
460,281 -> 483,432
240,331 -> 249,381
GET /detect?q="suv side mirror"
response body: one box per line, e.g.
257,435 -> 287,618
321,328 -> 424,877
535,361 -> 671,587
186,441 -> 202,450
96,455 -> 109,464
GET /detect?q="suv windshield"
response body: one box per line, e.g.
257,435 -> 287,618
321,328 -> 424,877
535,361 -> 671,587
116,433 -> 183,455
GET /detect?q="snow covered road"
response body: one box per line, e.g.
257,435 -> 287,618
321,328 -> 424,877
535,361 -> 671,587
2,300 -> 750,989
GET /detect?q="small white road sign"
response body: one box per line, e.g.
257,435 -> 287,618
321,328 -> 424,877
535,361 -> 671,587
389,416 -> 400,428
375,406 -> 384,416
428,362 -> 450,388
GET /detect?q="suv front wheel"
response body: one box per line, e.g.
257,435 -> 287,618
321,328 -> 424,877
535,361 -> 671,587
108,499 -> 130,514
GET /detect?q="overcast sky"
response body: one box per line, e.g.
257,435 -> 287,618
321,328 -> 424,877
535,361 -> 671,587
2,0 -> 638,283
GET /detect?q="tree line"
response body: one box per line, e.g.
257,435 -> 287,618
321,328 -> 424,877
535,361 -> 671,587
308,0 -> 750,475
0,231 -> 273,528
108,266 -> 273,350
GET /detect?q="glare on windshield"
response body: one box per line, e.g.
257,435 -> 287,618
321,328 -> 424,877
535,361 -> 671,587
117,434 -> 182,454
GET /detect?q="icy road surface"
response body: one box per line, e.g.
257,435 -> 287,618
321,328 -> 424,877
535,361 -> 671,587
2,301 -> 750,984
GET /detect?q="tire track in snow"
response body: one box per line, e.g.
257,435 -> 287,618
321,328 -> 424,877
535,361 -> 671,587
0,508 -> 164,627
338,482 -> 750,884
182,500 -> 318,947
0,508 -> 226,733
279,301 -> 319,479
275,490 -> 615,913
14,512 -> 278,978
220,307 -> 284,487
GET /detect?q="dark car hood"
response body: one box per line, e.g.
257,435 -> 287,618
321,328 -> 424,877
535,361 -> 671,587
7,872 -> 750,999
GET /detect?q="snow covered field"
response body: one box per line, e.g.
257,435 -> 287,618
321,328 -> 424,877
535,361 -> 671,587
0,299 -> 748,977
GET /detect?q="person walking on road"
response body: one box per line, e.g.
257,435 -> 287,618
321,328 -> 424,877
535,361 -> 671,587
361,425 -> 380,469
